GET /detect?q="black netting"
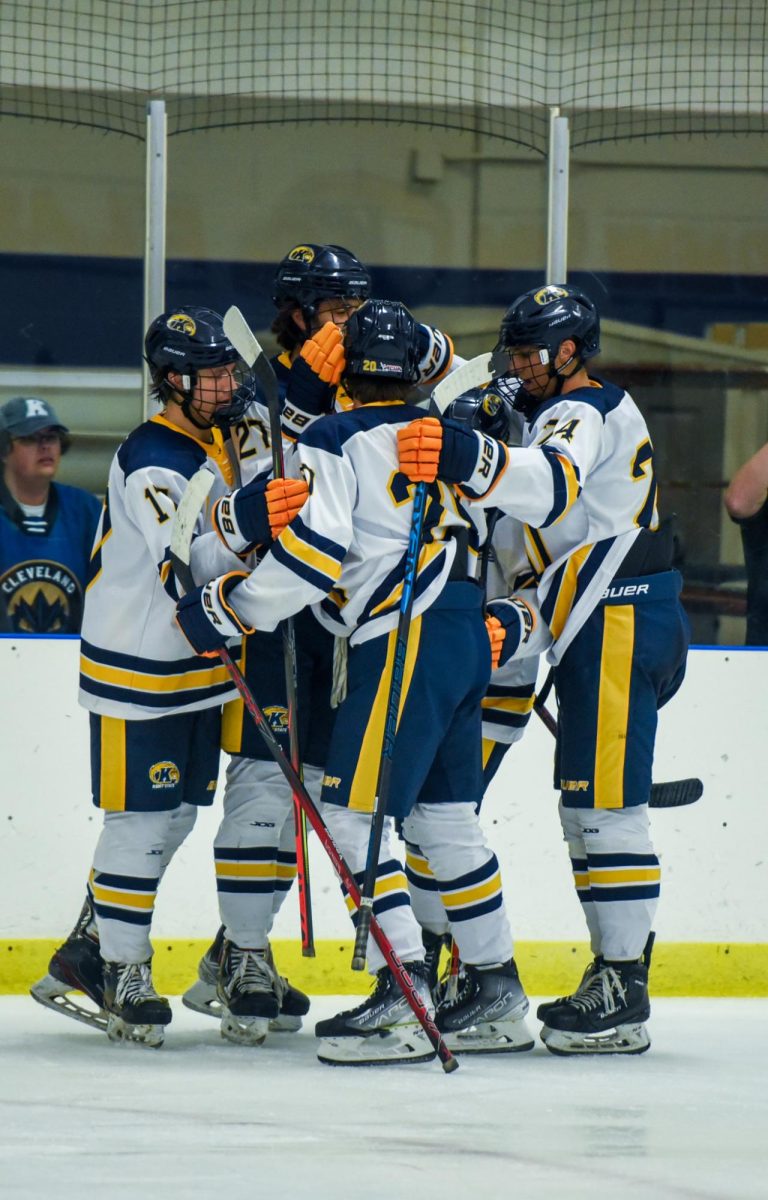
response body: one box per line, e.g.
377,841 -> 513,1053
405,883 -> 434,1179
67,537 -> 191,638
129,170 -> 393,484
0,0 -> 766,147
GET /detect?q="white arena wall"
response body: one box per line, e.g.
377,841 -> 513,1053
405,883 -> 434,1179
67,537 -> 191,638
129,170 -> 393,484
1,638 -> 765,997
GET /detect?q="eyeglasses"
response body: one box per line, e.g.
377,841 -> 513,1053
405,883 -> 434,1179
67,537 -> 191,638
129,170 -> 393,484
13,431 -> 62,447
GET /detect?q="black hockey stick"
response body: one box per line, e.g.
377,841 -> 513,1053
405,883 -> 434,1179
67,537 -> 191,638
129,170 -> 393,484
533,669 -> 703,808
169,471 -> 456,1072
223,306 -> 315,957
351,479 -> 429,971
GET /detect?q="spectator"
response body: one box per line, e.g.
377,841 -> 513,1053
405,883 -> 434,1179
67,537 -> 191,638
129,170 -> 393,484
0,395 -> 101,633
724,442 -> 768,646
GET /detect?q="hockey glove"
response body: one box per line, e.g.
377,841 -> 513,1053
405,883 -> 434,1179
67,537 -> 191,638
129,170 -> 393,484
286,321 -> 346,419
485,597 -> 537,669
397,416 -> 481,485
213,476 -> 309,553
175,571 -> 255,657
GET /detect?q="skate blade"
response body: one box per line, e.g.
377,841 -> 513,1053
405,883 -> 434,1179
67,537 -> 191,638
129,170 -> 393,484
317,1027 -> 436,1067
181,980 -> 222,1019
541,1021 -> 651,1056
220,1013 -> 270,1046
106,1014 -> 166,1048
30,976 -> 108,1032
269,1013 -> 303,1033
442,1017 -> 535,1055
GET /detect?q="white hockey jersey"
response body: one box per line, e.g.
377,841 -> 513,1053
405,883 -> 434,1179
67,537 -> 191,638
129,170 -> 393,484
459,377 -> 658,664
226,401 -> 479,646
79,416 -> 244,719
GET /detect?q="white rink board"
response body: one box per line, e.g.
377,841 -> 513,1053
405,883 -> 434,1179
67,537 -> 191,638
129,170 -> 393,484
0,637 -> 765,942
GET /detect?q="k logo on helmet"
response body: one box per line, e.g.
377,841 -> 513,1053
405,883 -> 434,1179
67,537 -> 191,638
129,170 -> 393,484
167,313 -> 197,336
288,246 -> 316,264
533,286 -> 569,306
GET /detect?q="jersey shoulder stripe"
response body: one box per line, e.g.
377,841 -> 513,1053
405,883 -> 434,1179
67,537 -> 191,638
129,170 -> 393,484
531,377 -> 625,427
116,418 -> 208,482
298,401 -> 424,455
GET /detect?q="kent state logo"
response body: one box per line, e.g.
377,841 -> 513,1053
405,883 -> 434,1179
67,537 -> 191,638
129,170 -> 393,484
533,285 -> 568,306
0,559 -> 81,633
149,761 -> 181,789
167,312 -> 197,335
263,705 -> 289,735
482,391 -> 503,418
287,245 -> 315,263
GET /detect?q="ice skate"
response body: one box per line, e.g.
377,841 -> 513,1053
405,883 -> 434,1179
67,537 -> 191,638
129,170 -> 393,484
435,958 -> 534,1054
217,941 -> 280,1046
540,959 -> 651,1056
183,928 -> 309,1032
316,961 -> 436,1066
103,960 -> 172,1048
29,897 -> 107,1032
536,955 -> 603,1022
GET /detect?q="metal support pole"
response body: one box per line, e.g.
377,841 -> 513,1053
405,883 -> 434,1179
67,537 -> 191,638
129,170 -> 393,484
143,100 -> 167,418
546,107 -> 570,284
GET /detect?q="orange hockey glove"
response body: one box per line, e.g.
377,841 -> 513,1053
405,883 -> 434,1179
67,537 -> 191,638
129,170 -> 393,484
485,615 -> 506,670
397,416 -> 443,483
300,321 -> 346,385
266,477 -> 309,538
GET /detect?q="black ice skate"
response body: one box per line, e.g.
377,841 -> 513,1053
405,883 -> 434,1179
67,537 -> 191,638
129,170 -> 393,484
216,941 -> 280,1046
536,955 -> 603,1022
29,896 -> 107,1032
540,959 -> 651,1056
182,926 -> 310,1032
103,960 -> 172,1048
316,961 -> 436,1066
435,959 -> 534,1054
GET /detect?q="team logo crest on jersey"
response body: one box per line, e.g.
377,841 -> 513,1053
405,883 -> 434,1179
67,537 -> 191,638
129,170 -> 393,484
149,761 -> 181,788
287,245 -> 316,264
166,312 -> 197,336
0,559 -> 81,633
533,286 -> 569,306
263,705 -> 289,734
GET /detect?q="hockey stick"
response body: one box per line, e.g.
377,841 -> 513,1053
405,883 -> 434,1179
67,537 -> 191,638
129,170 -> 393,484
170,473 -> 457,1073
533,669 -> 703,808
223,306 -> 315,957
351,479 -> 429,971
427,352 -> 494,415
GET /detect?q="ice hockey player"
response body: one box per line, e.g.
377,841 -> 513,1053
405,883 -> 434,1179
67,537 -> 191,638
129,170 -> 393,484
30,307 -> 303,1047
176,298 -> 534,1065
182,244 -> 460,1042
396,284 -> 690,1055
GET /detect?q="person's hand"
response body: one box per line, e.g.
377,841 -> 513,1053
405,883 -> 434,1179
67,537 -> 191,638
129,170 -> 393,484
175,571 -> 254,656
213,476 -> 309,552
484,597 -> 536,668
287,322 -> 346,417
397,416 -> 482,485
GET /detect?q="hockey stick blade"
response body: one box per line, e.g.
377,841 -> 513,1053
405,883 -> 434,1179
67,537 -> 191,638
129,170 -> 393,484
428,353 -> 494,415
649,777 -> 704,808
224,305 -> 279,409
169,463 -> 217,586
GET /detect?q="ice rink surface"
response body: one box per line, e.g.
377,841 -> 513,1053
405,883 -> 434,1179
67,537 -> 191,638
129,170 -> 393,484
1,996 -> 766,1200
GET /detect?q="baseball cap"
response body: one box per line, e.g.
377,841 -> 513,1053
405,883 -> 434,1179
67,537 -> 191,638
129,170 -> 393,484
0,396 -> 70,439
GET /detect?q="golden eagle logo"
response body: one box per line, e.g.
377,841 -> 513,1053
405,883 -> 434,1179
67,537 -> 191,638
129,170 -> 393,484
533,286 -> 569,306
167,313 -> 197,335
149,761 -> 181,788
288,245 -> 316,264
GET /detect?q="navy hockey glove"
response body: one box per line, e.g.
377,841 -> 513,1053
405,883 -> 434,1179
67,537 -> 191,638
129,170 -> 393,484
213,475 -> 309,553
176,571 -> 255,657
485,597 -> 536,669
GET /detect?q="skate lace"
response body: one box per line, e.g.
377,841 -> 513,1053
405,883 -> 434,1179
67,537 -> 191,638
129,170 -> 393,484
436,966 -> 478,1014
114,962 -> 159,1007
343,969 -> 393,1018
230,948 -> 273,993
568,966 -> 626,1015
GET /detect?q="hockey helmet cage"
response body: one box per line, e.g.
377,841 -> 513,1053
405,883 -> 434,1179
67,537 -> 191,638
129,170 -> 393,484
344,299 -> 422,383
272,244 -> 371,311
496,284 -> 600,363
443,380 -> 519,444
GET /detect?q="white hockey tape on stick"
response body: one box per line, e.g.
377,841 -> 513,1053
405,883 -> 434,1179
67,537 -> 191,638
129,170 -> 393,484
169,463 -> 217,588
427,352 -> 494,415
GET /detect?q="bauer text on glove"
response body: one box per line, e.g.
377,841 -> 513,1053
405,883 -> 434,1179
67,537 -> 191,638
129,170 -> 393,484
175,571 -> 255,656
